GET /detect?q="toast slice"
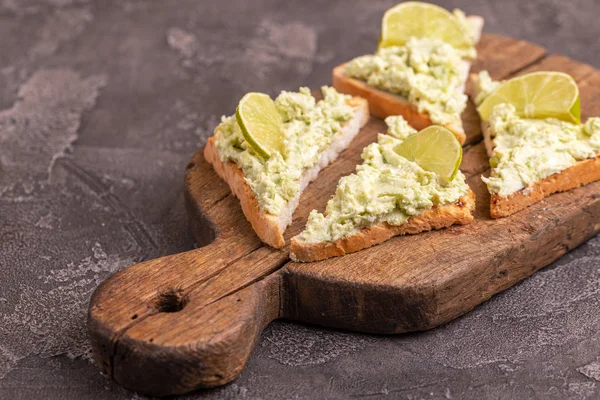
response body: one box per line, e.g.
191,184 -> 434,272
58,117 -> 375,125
290,119 -> 475,262
467,73 -> 600,218
205,95 -> 369,248
332,15 -> 484,145
290,189 -> 475,262
486,156 -> 600,218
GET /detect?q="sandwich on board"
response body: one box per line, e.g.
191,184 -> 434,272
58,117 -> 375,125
290,116 -> 475,262
333,2 -> 484,144
204,87 -> 368,248
468,70 -> 600,218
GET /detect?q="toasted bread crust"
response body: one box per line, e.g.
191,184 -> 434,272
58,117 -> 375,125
331,15 -> 484,145
204,137 -> 286,247
290,189 -> 476,262
489,156 -> 600,218
205,97 -> 369,248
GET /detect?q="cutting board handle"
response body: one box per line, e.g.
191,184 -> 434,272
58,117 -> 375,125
88,240 -> 283,396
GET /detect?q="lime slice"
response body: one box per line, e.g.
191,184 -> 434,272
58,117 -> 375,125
236,93 -> 284,159
477,71 -> 581,124
379,2 -> 473,52
395,125 -> 462,183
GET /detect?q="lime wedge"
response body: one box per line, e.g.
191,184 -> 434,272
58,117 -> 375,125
395,125 -> 462,183
379,2 -> 473,52
236,93 -> 284,159
477,71 -> 581,124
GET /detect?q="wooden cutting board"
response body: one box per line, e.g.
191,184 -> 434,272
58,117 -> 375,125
87,34 -> 600,397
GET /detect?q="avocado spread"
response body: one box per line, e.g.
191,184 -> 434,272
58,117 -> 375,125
215,86 -> 354,216
344,11 -> 476,127
298,116 -> 469,244
472,70 -> 500,106
475,71 -> 600,196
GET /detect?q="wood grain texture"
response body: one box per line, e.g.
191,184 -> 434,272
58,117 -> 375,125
88,34 -> 600,396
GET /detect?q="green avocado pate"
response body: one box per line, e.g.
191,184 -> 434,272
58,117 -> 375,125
297,116 -> 469,244
214,87 -> 354,216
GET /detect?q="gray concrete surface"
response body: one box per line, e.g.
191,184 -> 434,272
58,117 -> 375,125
1,0 -> 600,399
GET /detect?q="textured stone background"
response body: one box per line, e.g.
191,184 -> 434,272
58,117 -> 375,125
1,0 -> 600,399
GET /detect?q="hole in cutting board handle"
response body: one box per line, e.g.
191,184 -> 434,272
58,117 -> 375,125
153,288 -> 188,313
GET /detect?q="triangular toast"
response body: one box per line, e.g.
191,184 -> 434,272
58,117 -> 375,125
468,72 -> 600,218
332,15 -> 484,145
205,90 -> 369,248
290,117 -> 475,262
